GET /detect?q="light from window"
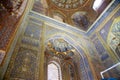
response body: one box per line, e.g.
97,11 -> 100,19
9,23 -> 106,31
48,63 -> 59,80
93,0 -> 104,10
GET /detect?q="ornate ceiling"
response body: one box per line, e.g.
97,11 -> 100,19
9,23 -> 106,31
46,38 -> 76,60
33,0 -> 112,31
51,0 -> 89,9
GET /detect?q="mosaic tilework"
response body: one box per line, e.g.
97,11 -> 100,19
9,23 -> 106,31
9,47 -> 37,80
49,35 -> 94,80
4,17 -> 43,80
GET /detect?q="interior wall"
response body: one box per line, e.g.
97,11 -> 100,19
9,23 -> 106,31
0,10 -> 97,80
3,16 -> 44,80
44,25 -> 97,80
0,0 -> 34,79
1,0 -> 120,80
0,0 -> 29,66
87,3 -> 120,79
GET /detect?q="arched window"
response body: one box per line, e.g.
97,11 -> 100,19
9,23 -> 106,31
93,0 -> 104,11
48,62 -> 62,80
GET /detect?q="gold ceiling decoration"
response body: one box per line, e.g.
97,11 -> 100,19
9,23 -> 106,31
33,0 -> 112,31
51,0 -> 89,9
47,39 -> 75,56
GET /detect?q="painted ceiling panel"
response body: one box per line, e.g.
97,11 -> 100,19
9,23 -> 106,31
32,0 -> 112,31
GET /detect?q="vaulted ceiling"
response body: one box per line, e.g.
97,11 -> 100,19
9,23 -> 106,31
0,0 -> 112,51
46,38 -> 75,58
33,0 -> 112,31
0,0 -> 112,32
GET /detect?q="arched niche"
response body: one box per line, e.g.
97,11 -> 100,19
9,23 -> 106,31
71,11 -> 89,30
107,16 -> 120,60
62,60 -> 77,80
45,34 -> 94,80
45,38 -> 78,80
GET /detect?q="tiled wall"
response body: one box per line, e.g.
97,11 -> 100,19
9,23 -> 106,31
4,17 -> 43,80
88,1 -> 120,79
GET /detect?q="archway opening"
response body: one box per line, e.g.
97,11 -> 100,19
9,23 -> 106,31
48,63 -> 59,80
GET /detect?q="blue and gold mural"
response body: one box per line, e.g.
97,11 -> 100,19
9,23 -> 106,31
0,0 -> 120,80
88,1 -> 120,79
4,17 -> 43,80
8,47 -> 37,80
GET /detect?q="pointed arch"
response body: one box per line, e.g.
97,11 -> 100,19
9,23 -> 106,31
47,61 -> 62,80
45,33 -> 94,80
